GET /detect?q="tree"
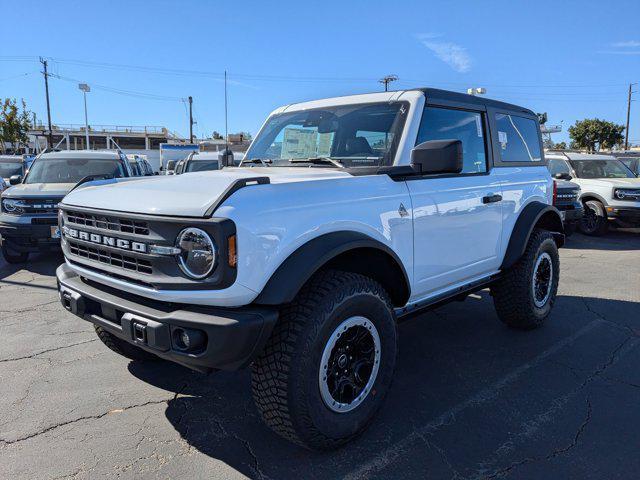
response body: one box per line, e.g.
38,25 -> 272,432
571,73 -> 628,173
553,141 -> 567,150
0,98 -> 32,153
568,118 -> 625,152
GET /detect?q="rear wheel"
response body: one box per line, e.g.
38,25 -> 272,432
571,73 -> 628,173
579,200 -> 608,236
1,242 -> 28,264
251,270 -> 397,450
491,229 -> 559,330
94,326 -> 160,362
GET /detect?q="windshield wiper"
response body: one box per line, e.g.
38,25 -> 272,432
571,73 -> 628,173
239,158 -> 272,167
289,157 -> 344,168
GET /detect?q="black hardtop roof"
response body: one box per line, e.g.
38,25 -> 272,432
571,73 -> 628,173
413,88 -> 536,116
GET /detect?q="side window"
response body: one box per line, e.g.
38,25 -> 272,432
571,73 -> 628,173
548,159 -> 571,176
495,113 -> 542,162
416,107 -> 487,174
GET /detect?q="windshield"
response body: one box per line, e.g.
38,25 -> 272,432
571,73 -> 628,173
186,160 -> 220,173
569,159 -> 636,179
245,102 -> 409,167
25,158 -> 127,184
0,162 -> 23,178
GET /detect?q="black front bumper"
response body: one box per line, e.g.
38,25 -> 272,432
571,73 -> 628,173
605,206 -> 640,223
0,219 -> 61,253
558,201 -> 584,223
56,263 -> 278,372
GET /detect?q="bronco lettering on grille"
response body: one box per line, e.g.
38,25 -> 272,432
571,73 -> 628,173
63,226 -> 148,253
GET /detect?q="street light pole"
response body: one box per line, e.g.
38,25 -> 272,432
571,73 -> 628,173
78,83 -> 90,149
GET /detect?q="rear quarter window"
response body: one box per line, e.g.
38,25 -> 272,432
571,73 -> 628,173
495,113 -> 542,163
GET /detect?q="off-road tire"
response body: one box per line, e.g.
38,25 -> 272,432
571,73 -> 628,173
94,326 -> 160,361
491,229 -> 559,330
251,270 -> 398,450
579,200 -> 608,236
1,243 -> 28,264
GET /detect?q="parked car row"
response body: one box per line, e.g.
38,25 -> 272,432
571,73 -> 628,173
0,150 -> 137,263
546,151 -> 640,236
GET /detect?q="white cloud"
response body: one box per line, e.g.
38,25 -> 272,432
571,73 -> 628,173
416,33 -> 471,73
611,40 -> 640,48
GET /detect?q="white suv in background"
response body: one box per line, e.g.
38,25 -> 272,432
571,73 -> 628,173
546,151 -> 640,235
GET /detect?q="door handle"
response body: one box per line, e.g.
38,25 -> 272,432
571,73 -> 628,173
482,194 -> 502,204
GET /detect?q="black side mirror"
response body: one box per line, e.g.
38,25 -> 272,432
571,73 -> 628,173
9,175 -> 22,185
411,140 -> 463,175
554,172 -> 572,181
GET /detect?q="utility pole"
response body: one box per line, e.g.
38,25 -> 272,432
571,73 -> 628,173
379,75 -> 398,92
40,57 -> 53,148
625,83 -> 636,151
188,96 -> 194,143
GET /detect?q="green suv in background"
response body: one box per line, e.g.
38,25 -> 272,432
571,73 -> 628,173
0,150 -> 132,263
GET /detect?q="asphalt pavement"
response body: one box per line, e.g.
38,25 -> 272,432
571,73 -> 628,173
1,230 -> 639,479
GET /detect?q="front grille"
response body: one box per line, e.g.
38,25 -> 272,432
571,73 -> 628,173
68,240 -> 152,275
66,210 -> 150,236
11,198 -> 60,215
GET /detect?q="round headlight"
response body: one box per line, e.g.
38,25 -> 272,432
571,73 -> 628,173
2,199 -> 22,214
176,228 -> 216,279
615,190 -> 626,200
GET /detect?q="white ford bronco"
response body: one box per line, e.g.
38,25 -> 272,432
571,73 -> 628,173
56,88 -> 564,449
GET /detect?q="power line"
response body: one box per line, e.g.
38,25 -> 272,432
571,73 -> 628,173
47,73 -> 184,102
2,56 -> 633,90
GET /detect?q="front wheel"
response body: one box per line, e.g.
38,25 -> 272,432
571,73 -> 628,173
491,229 -> 560,330
251,270 -> 397,450
1,242 -> 28,264
579,200 -> 608,236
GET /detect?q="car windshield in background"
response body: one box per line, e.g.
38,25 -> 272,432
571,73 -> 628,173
569,159 -> 636,179
244,102 -> 409,168
25,158 -> 126,184
0,162 -> 23,178
185,160 -> 219,173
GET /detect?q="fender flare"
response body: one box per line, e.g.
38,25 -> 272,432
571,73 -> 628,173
253,231 -> 410,306
579,191 -> 609,207
501,202 -> 564,270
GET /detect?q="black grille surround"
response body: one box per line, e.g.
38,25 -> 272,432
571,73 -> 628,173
60,204 -> 237,290
554,188 -> 580,206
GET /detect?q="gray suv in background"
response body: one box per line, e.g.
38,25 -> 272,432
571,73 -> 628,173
0,150 -> 132,263
0,155 -> 28,185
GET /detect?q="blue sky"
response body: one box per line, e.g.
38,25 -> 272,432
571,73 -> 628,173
1,0 -> 639,144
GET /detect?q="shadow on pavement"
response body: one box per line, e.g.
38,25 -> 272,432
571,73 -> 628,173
127,292 -> 640,479
565,229 -> 640,251
0,250 -> 63,278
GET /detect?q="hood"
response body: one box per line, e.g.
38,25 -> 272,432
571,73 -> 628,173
61,167 -> 352,217
555,179 -> 580,190
579,177 -> 640,188
1,182 -> 75,199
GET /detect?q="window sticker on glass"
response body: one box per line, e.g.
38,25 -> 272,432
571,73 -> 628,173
498,131 -> 508,149
281,128 -> 318,159
475,115 -> 483,137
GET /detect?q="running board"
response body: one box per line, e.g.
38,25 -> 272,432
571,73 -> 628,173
394,274 -> 500,320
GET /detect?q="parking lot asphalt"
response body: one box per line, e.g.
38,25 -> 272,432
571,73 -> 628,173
1,230 -> 639,480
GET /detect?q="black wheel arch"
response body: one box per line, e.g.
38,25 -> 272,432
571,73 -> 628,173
579,192 -> 609,207
253,231 -> 411,307
501,201 -> 564,270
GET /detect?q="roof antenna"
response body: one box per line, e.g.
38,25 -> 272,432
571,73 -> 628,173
224,70 -> 229,165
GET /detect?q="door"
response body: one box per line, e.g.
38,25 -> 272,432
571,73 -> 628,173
407,106 -> 503,299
